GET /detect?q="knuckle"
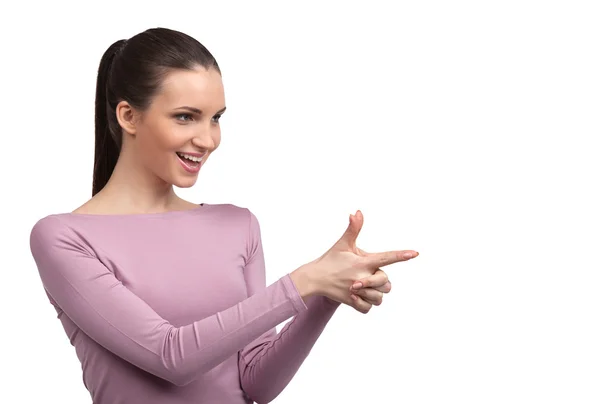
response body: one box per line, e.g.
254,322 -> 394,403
360,301 -> 372,314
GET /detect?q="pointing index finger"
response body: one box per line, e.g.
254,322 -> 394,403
368,250 -> 419,267
400,251 -> 419,259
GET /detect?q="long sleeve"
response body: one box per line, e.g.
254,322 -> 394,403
29,215 -> 308,387
239,212 -> 341,403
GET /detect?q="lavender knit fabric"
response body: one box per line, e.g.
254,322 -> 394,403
30,203 -> 340,403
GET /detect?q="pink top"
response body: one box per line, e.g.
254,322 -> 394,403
29,203 -> 340,404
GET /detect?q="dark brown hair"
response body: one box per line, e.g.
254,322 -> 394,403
92,27 -> 220,196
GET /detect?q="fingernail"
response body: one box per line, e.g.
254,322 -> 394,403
351,294 -> 358,301
352,282 -> 362,290
403,252 -> 415,259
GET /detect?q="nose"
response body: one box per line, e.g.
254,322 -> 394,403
191,127 -> 217,151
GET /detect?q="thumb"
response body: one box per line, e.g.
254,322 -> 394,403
337,210 -> 363,248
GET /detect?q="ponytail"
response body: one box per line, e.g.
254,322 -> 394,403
92,39 -> 127,196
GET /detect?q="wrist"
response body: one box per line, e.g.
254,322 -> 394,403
289,263 -> 322,300
322,295 -> 341,306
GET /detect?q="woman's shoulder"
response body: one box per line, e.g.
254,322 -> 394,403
30,201 -> 255,229
29,214 -> 75,257
28,202 -> 261,260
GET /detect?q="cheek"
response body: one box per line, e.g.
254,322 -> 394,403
134,128 -> 180,173
139,122 -> 179,154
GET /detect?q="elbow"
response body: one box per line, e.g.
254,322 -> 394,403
157,362 -> 197,386
242,381 -> 281,404
157,328 -> 210,387
147,366 -> 193,387
159,355 -> 217,387
157,325 -> 241,386
245,392 -> 280,404
168,372 -> 195,387
158,359 -> 203,387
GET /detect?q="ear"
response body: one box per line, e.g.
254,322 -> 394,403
115,100 -> 138,136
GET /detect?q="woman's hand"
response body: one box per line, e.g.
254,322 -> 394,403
292,210 -> 418,313
336,213 -> 408,313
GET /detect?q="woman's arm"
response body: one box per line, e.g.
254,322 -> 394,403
238,211 -> 341,404
29,215 -> 308,387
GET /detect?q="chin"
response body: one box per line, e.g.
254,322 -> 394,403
173,176 -> 199,188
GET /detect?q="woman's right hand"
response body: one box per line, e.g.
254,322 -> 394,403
290,210 -> 418,309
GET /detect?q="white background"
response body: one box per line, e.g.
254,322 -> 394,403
1,0 -> 599,403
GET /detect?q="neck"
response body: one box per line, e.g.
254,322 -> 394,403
96,151 -> 180,214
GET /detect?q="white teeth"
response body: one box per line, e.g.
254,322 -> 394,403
178,153 -> 204,163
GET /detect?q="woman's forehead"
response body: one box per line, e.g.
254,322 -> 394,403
156,68 -> 225,107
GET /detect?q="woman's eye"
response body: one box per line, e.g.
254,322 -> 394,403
175,113 -> 193,122
212,114 -> 222,123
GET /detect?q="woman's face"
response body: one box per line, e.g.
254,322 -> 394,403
122,66 -> 225,188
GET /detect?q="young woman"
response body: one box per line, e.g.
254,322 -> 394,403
29,27 -> 419,404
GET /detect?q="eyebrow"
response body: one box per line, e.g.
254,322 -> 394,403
174,106 -> 226,114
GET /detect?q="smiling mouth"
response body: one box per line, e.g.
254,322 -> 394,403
176,152 -> 204,163
176,152 -> 205,172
